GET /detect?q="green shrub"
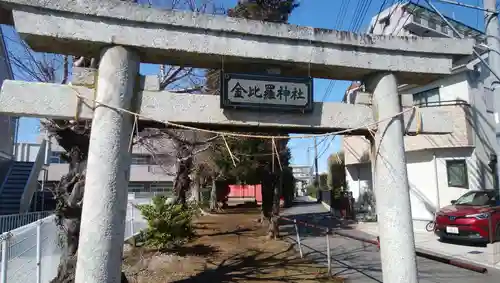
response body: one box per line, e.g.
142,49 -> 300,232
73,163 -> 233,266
305,184 -> 317,197
137,196 -> 198,249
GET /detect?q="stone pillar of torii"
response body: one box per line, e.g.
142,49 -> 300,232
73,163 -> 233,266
0,0 -> 474,282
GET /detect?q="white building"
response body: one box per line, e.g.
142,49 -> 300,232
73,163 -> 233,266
343,2 -> 497,230
290,164 -> 313,195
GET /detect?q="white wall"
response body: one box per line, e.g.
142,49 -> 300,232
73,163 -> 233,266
400,72 -> 470,102
406,151 -> 438,221
368,3 -> 412,36
346,148 -> 476,222
434,148 -> 478,207
15,143 -> 42,162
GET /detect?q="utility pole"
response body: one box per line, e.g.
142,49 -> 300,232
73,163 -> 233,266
307,147 -> 313,186
484,0 -> 500,198
314,137 -> 321,203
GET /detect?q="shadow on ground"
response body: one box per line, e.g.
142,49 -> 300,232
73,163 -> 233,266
171,244 -> 342,283
164,244 -> 220,257
279,211 -> 355,239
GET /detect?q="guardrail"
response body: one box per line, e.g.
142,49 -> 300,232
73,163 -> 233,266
0,202 -> 147,283
0,211 -> 52,234
20,140 -> 47,213
0,215 -> 60,283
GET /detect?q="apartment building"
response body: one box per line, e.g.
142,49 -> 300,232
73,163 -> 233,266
10,133 -> 177,213
39,134 -> 176,201
343,1 -> 497,229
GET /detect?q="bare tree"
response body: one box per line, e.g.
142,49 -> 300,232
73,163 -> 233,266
136,129 -> 218,205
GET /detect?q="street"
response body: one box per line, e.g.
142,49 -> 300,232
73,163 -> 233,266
281,198 -> 500,282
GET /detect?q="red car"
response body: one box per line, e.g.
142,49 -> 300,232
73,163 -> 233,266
434,190 -> 500,244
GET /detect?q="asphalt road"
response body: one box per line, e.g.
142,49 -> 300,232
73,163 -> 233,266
280,197 -> 500,283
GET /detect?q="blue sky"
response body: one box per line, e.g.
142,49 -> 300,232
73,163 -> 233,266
7,0 -> 486,173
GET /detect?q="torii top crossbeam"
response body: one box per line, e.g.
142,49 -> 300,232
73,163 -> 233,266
0,0 -> 474,84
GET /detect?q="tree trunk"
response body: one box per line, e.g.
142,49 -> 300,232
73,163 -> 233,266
189,176 -> 201,203
209,178 -> 218,211
270,177 -> 281,239
174,145 -> 193,205
261,177 -> 274,237
49,148 -> 128,283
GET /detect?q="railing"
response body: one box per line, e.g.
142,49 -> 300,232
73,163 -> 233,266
0,202 -> 147,283
125,200 -> 148,241
19,140 -> 47,213
0,211 -> 52,234
0,157 -> 13,195
0,215 -> 60,283
412,99 -> 470,108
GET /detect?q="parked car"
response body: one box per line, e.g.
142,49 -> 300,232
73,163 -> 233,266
434,190 -> 500,244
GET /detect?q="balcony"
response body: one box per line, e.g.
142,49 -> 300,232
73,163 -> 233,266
402,4 -> 486,45
344,101 -> 473,165
40,163 -> 175,182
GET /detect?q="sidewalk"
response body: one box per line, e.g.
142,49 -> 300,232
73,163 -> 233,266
356,222 -> 500,271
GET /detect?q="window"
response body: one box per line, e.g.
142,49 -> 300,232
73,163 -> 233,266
413,13 -> 422,24
413,88 -> 440,107
454,191 -> 495,206
128,184 -> 145,192
49,152 -> 67,164
131,154 -> 151,165
428,19 -> 437,30
150,182 -> 173,193
131,182 -> 173,198
440,24 -> 448,34
446,160 -> 468,188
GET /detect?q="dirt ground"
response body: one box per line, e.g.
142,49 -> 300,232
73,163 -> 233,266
122,206 -> 344,283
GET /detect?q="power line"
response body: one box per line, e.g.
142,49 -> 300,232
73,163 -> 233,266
370,0 -> 389,33
355,0 -> 375,32
321,0 -> 353,102
424,0 -> 500,83
435,0 -> 496,13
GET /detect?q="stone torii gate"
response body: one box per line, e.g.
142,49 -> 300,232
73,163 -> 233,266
0,1 -> 474,283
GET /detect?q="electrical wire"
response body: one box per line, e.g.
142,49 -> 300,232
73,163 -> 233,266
370,0 -> 389,33
424,0 -> 500,83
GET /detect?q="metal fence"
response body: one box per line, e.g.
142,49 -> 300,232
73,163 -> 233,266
0,215 -> 60,283
0,211 -> 53,234
0,202 -> 148,283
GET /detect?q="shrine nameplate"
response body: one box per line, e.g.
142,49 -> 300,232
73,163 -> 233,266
221,72 -> 313,113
